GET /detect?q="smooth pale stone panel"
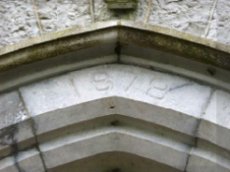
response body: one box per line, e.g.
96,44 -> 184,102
198,90 -> 230,150
20,64 -> 212,137
114,97 -> 199,136
20,75 -> 79,116
20,64 -> 211,118
203,90 -> 230,126
33,96 -> 197,140
33,97 -> 116,138
70,64 -> 210,135
71,64 -> 211,117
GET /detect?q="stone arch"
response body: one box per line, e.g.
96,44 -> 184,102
0,2 -> 230,170
0,63 -> 230,172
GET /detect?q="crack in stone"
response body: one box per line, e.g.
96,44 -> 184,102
89,0 -> 95,22
0,124 -> 25,172
12,137 -> 26,172
204,0 -> 218,37
18,90 -> 48,172
168,82 -> 193,92
31,0 -> 43,34
200,88 -> 215,118
183,88 -> 215,172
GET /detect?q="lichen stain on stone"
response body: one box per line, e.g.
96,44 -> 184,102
119,28 -> 230,70
0,32 -> 104,72
0,124 -> 20,164
0,126 -> 17,147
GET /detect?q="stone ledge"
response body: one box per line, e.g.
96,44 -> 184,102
0,21 -> 229,72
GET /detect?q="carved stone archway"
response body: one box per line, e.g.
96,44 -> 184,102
0,1 -> 230,171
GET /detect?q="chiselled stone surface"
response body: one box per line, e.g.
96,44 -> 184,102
0,0 -> 39,47
20,64 -> 211,136
0,92 -> 28,130
203,90 -> 230,126
71,65 -> 211,117
0,0 -> 229,47
0,92 -> 35,159
149,0 -> 213,36
20,64 -> 211,118
198,90 -> 230,150
20,75 -> 79,116
134,0 -> 150,22
205,0 -> 230,44
37,0 -> 91,32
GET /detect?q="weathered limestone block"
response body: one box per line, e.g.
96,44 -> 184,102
37,0 -> 92,32
0,92 -> 27,130
20,75 -> 79,116
0,149 -> 45,172
71,65 -> 211,118
0,0 -> 39,47
0,92 -> 34,159
0,0 -> 229,48
186,141 -> 230,172
133,0 -> 151,22
198,90 -> 230,150
216,0 -> 230,44
149,0 -> 213,36
187,151 -> 230,172
20,65 -> 211,136
205,0 -> 230,44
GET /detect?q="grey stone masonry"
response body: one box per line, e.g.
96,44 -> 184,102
0,64 -> 229,171
0,0 -> 229,47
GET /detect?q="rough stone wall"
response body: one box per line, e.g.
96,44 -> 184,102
0,0 -> 229,48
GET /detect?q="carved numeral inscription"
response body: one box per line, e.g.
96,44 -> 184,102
123,70 -> 168,100
125,72 -> 138,92
146,78 -> 168,99
91,71 -> 113,91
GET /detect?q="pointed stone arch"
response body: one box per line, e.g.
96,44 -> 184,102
0,20 -> 230,172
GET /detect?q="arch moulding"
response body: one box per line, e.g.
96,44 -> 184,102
0,20 -> 230,172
